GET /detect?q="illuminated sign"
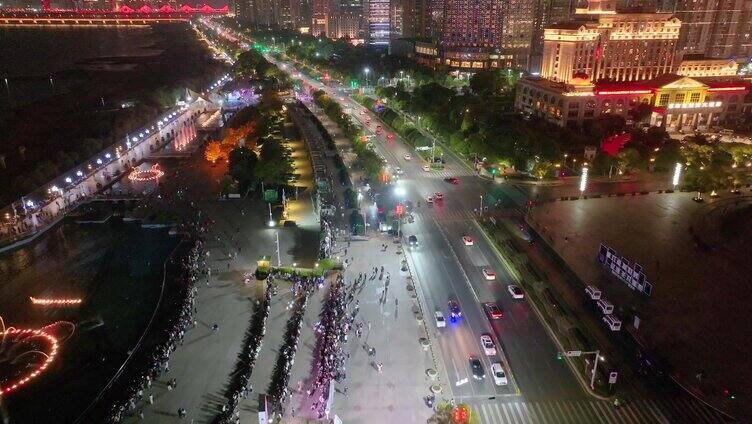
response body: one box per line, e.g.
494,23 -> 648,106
595,90 -> 652,95
597,244 -> 652,296
707,86 -> 747,92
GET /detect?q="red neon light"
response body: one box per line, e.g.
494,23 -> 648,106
0,328 -> 59,395
708,87 -> 747,92
596,90 -> 652,95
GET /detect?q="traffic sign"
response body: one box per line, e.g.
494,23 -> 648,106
565,350 -> 582,357
609,371 -> 618,384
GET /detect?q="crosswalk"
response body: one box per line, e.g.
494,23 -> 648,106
406,209 -> 477,223
465,397 -> 730,424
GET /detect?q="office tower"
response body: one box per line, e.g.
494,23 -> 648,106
311,0 -> 330,35
330,0 -> 364,40
673,0 -> 752,60
439,0 -> 503,49
367,0 -> 391,46
500,0 -> 539,70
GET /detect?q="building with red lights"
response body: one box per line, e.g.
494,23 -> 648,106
515,74 -> 750,130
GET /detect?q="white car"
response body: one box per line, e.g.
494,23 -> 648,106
508,285 -> 524,299
435,311 -> 446,328
481,334 -> 496,356
404,153 -> 412,161
426,196 -> 434,204
422,164 -> 430,172
482,268 -> 496,280
491,362 -> 508,386
395,167 -> 404,175
462,236 -> 474,246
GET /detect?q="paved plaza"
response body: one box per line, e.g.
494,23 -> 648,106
529,191 -> 752,420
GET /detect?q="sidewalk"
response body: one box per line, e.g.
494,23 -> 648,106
323,236 -> 437,423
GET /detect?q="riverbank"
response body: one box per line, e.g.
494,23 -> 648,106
0,23 -> 226,205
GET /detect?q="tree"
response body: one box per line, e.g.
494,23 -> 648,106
204,140 -> 225,163
228,147 -> 258,192
531,160 -> 556,180
616,147 -> 642,173
469,70 -> 504,96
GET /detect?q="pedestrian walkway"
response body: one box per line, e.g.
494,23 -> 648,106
466,396 -> 729,424
406,209 -> 477,223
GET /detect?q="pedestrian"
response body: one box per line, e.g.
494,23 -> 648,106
178,407 -> 187,418
139,410 -> 145,420
148,394 -> 154,404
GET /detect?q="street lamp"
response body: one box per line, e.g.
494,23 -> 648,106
579,166 -> 589,193
363,67 -> 370,88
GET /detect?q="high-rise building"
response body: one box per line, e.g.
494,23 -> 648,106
540,0 -> 680,83
311,0 -> 330,35
366,0 -> 391,46
672,0 -> 752,61
439,0 -> 503,49
330,0 -> 364,41
390,0 -> 405,40
500,0 -> 539,70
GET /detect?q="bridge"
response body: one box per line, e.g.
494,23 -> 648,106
0,5 -> 228,26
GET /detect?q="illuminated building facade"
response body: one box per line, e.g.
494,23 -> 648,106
366,0 -> 390,46
541,1 -> 680,84
515,74 -> 749,129
672,0 -> 752,61
439,0 -> 502,49
330,0 -> 364,41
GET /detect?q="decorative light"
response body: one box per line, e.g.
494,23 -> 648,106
673,163 -> 682,187
132,137 -> 138,142
65,177 -> 72,184
126,141 -> 132,148
0,328 -> 59,396
105,153 -> 111,159
29,297 -> 82,306
96,159 -> 103,165
579,167 -> 589,193
25,200 -> 34,208
76,170 -> 83,177
128,164 -> 165,182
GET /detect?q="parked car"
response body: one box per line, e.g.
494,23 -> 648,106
434,311 -> 446,328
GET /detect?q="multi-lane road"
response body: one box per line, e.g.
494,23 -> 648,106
195,19 -> 733,421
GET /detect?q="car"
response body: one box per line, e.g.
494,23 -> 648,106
434,311 -> 446,328
462,235 -> 474,246
483,302 -> 503,320
435,192 -> 443,201
366,119 -> 371,125
507,285 -> 524,299
407,235 -> 418,246
387,133 -> 394,140
448,299 -> 462,320
360,110 -> 366,115
491,362 -> 508,386
480,334 -> 497,356
469,356 -> 485,380
444,177 -> 460,184
395,167 -> 404,175
423,164 -> 431,172
426,196 -> 433,203
404,154 -> 412,161
482,268 -> 496,281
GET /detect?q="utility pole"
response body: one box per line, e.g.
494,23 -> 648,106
560,350 -> 602,391
479,195 -> 483,216
275,231 -> 281,266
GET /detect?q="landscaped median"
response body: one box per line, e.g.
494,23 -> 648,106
474,216 -> 613,398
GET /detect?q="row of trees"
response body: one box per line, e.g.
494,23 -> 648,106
311,89 -> 383,181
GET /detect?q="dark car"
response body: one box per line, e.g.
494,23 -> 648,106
448,299 -> 462,320
470,356 -> 485,380
444,177 -> 460,185
407,235 -> 418,246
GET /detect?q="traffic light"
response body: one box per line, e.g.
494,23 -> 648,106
557,352 -> 563,360
490,167 -> 497,177
350,80 -> 359,89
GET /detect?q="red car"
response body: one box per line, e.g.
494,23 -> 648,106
435,192 -> 444,201
483,303 -> 503,320
444,177 -> 460,185
386,133 -> 394,140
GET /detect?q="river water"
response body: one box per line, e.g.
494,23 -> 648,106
0,26 -> 162,110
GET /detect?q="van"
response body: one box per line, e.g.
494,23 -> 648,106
603,314 -> 622,331
585,285 -> 601,300
596,298 -> 614,315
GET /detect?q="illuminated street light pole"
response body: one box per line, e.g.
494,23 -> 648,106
275,231 -> 281,266
580,166 -> 589,194
672,162 -> 682,188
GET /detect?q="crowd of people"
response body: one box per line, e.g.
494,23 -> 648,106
106,239 -> 204,422
305,272 -> 349,419
213,278 -> 272,424
268,289 -> 309,415
320,218 -> 334,259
